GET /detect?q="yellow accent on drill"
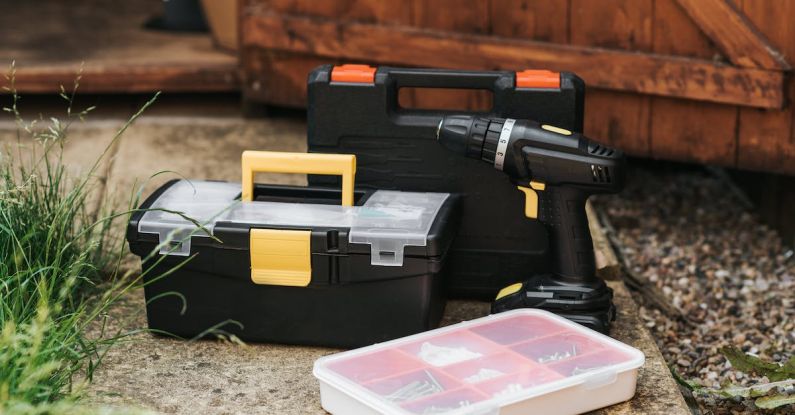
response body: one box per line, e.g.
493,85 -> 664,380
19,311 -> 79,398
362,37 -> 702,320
517,181 -> 545,219
541,124 -> 573,136
250,228 -> 312,286
496,282 -> 524,300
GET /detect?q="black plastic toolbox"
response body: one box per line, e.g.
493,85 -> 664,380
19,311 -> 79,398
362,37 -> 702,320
307,65 -> 585,298
126,151 -> 460,347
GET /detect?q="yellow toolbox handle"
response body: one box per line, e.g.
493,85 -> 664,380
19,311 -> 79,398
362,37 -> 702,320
241,151 -> 356,206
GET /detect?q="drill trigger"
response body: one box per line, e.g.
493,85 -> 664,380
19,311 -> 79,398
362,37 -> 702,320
517,181 -> 545,219
530,181 -> 546,191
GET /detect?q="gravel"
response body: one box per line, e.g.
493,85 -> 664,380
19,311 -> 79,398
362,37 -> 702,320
592,161 -> 795,414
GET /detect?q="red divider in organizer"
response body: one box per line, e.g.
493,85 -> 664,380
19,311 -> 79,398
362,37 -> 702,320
328,349 -> 424,383
511,332 -> 607,365
469,314 -> 569,345
475,367 -> 564,398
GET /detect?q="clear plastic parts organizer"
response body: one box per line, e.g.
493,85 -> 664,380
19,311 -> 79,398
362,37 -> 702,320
137,180 -> 449,266
314,309 -> 645,415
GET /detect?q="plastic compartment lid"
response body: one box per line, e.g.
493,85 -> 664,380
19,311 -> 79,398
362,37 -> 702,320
350,190 -> 448,266
314,309 -> 645,415
137,180 -> 448,265
137,180 -> 241,255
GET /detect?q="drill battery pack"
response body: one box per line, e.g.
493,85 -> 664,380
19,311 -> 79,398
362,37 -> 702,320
307,65 -> 585,298
126,151 -> 460,347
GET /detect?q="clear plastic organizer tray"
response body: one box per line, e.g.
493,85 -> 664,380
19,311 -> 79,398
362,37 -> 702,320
314,309 -> 644,415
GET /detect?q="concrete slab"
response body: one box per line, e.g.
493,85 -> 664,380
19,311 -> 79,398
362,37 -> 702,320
86,283 -> 687,415
1,99 -> 305,214
2,110 -> 686,414
0,121 -> 119,180
105,115 -> 307,211
0,119 -> 127,218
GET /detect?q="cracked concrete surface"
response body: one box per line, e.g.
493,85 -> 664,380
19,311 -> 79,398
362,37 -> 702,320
84,283 -> 688,415
0,105 -> 688,414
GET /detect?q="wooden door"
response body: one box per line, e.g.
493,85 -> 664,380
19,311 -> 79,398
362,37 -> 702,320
240,0 -> 794,175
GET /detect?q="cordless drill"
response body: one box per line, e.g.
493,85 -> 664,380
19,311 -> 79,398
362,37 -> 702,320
437,115 -> 625,333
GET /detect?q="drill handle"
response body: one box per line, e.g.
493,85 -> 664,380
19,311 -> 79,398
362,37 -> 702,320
537,186 -> 596,283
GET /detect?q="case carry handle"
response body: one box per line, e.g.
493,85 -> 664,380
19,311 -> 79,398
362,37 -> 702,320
382,67 -> 512,122
385,67 -> 509,90
241,151 -> 356,206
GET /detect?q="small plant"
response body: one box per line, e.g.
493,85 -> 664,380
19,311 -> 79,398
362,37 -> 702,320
675,347 -> 795,410
0,62 -> 158,411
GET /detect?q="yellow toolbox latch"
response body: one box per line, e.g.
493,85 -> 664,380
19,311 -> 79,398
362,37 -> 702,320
250,228 -> 312,286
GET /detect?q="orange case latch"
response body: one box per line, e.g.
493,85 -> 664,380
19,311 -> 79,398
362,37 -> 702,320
516,70 -> 561,89
331,64 -> 377,84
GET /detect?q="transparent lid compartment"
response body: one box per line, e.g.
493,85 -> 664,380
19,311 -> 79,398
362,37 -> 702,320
315,310 -> 645,415
363,368 -> 461,404
137,180 -> 449,265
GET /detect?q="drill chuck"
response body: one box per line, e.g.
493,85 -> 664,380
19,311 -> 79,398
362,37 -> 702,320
437,115 -> 502,163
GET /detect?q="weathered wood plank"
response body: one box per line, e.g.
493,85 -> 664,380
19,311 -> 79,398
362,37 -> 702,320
675,0 -> 789,70
650,0 -> 739,167
571,0 -> 653,51
487,0 -> 570,124
407,0 -> 491,110
1,0 -> 240,94
242,11 -> 786,109
11,64 -> 239,94
259,0 -> 413,23
241,0 -> 413,107
737,0 -> 795,174
586,202 -> 622,281
653,0 -> 722,60
581,90 -> 652,157
242,50 -> 330,107
490,0 -> 569,43
411,0 -> 489,34
570,0 -> 653,157
650,98 -> 738,165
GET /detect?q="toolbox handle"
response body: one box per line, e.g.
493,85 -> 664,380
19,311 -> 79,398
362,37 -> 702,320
241,151 -> 356,206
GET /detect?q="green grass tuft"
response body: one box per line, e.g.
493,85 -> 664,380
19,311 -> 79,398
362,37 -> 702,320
1,62 -> 159,412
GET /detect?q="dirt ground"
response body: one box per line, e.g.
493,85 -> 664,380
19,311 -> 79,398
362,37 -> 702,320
594,162 -> 795,414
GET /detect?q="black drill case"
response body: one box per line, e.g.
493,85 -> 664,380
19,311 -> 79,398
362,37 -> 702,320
126,152 -> 460,348
307,65 -> 585,298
